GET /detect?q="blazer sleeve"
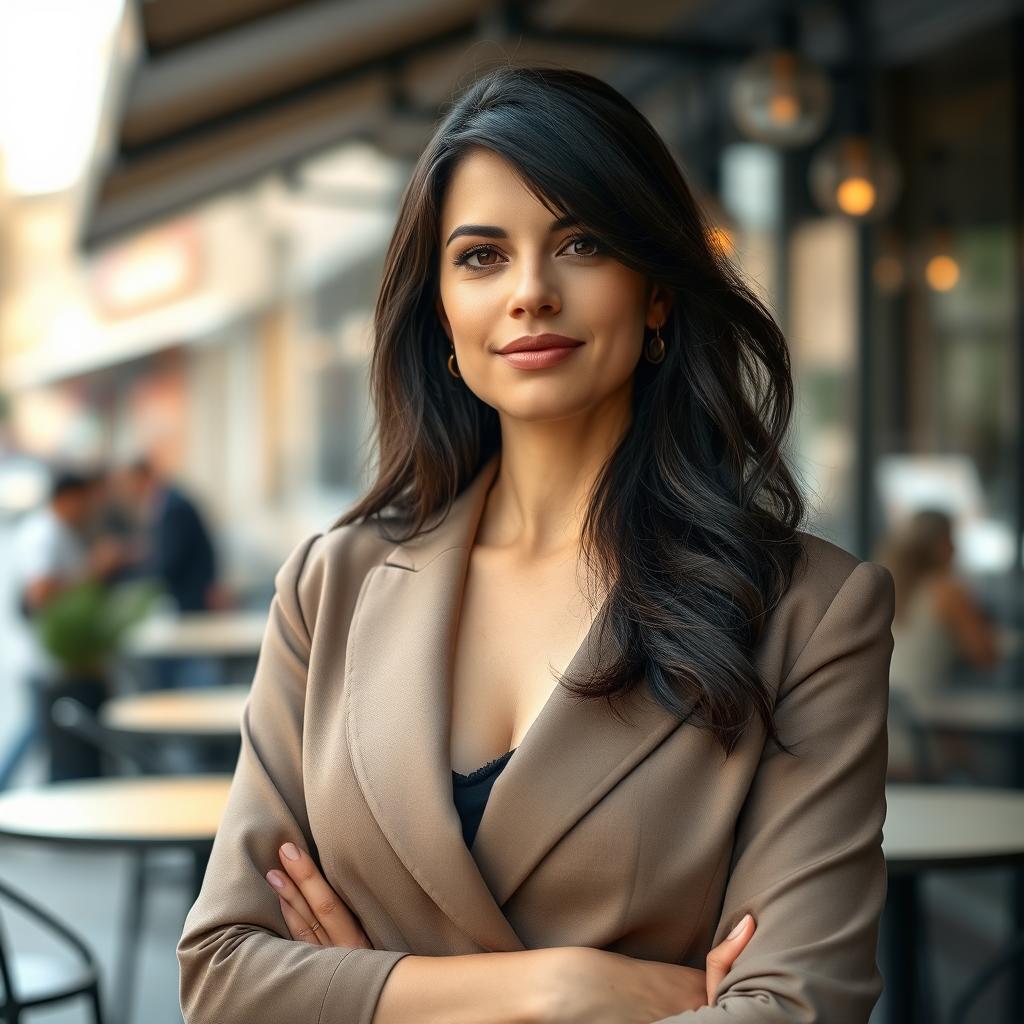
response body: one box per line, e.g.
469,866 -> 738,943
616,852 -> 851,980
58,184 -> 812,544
176,532 -> 410,1024
653,559 -> 895,1024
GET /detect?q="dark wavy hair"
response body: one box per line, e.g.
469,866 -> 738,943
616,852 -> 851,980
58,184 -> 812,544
335,63 -> 807,758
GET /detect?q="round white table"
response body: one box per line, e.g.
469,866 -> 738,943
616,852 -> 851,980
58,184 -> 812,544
100,685 -> 248,741
883,784 -> 1024,1024
885,784 -> 1024,870
123,610 -> 268,659
0,775 -> 232,1024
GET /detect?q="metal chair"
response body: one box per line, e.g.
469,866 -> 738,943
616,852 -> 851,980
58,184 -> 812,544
50,697 -> 165,776
0,877 -> 105,1023
47,696 -> 203,1024
948,929 -> 1024,1023
885,691 -> 943,1022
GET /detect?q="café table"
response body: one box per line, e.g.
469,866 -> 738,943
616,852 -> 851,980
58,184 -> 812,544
99,684 -> 247,774
100,684 -> 248,741
0,774 -> 231,1024
123,609 -> 268,660
903,686 -> 1024,1018
883,784 -> 1024,1024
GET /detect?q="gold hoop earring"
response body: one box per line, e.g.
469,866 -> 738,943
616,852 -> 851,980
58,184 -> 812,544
447,343 -> 461,379
645,323 -> 666,364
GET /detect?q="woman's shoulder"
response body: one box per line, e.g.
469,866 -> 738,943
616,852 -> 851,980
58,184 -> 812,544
766,529 -> 895,675
273,515 -> 404,632
788,528 -> 863,599
795,527 -> 895,595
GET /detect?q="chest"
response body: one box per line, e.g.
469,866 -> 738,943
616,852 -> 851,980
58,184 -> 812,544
448,548 -> 604,775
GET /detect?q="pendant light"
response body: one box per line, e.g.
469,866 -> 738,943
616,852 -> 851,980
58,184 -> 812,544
923,149 -> 959,292
806,6 -> 901,223
808,134 -> 901,220
729,49 -> 832,148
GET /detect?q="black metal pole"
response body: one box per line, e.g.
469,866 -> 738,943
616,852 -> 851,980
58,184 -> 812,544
1008,21 -> 1024,1023
845,0 -> 875,561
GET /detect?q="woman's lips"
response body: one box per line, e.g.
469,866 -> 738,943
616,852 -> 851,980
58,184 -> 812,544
497,346 -> 582,369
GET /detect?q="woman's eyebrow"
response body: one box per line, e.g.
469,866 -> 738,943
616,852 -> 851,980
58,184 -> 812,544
445,214 -> 579,247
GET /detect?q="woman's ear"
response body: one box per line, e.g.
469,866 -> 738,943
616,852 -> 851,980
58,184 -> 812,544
645,284 -> 674,330
435,297 -> 453,342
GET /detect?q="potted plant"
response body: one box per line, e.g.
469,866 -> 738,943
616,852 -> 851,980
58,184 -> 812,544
33,578 -> 161,781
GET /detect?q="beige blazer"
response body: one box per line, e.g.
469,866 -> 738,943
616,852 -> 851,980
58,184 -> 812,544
177,452 -> 895,1024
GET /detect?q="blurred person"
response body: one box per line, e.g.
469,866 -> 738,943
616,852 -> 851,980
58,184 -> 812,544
178,66 -> 896,1024
115,456 -> 227,689
117,456 -> 224,612
876,508 -> 1002,779
89,463 -> 148,554
0,468 -> 128,787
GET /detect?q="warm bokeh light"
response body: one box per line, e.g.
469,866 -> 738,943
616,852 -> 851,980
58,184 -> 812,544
768,92 -> 800,125
706,226 -> 735,256
836,177 -> 877,217
808,135 -> 901,221
925,254 -> 961,291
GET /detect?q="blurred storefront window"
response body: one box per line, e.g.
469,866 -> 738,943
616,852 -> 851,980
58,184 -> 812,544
873,21 -> 1019,624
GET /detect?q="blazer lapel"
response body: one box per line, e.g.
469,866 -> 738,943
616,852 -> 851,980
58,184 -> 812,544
344,452 -> 684,949
345,453 -> 523,951
470,630 -> 684,909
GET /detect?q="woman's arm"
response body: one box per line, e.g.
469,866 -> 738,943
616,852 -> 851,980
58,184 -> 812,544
176,534 -> 409,1024
373,949 -> 557,1024
645,559 -> 896,1023
264,842 -> 555,1023
931,575 -> 1001,670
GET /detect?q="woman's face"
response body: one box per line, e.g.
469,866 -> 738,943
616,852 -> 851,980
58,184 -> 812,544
436,147 -> 671,424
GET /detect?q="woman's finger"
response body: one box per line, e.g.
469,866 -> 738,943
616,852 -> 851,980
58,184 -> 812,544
277,842 -> 371,948
266,869 -> 325,945
277,894 -> 324,945
705,913 -> 756,1006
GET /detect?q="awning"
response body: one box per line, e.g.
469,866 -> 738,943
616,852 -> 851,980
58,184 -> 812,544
82,0 -> 1009,250
80,0 -> 748,248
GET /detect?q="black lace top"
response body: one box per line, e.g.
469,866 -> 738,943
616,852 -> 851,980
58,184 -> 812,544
451,748 -> 517,848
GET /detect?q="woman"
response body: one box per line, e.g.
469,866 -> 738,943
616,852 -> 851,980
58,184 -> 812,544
177,65 -> 895,1023
877,508 -> 1000,779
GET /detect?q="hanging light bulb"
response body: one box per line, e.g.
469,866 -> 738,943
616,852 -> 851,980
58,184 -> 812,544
729,49 -> 832,148
924,226 -> 960,292
808,135 -> 901,220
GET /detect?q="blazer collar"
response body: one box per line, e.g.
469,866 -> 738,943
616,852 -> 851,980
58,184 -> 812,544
381,451 -> 503,572
344,451 -> 684,951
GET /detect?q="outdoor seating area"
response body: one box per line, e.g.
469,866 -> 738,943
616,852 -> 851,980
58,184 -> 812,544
1,1 -> 1022,1022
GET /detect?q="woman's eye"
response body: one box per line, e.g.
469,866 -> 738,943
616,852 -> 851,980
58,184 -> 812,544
563,236 -> 600,258
452,245 -> 503,270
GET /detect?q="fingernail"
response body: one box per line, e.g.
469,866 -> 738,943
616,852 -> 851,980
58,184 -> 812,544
727,914 -> 751,939
266,870 -> 285,890
281,842 -> 300,860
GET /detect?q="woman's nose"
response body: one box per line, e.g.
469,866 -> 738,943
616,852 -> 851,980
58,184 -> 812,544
506,259 -> 561,319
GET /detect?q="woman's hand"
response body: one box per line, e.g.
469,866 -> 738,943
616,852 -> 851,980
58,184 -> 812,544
540,913 -> 756,1023
265,841 -> 372,948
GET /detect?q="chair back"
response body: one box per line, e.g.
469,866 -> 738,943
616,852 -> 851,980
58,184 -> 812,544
0,877 -> 102,1012
50,697 -> 165,775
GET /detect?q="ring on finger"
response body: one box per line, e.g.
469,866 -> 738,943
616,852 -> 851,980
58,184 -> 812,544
310,921 -> 323,934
